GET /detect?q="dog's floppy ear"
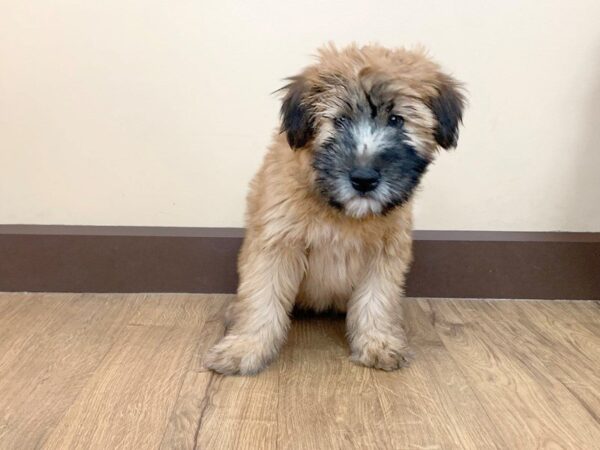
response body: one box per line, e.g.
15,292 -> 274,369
279,76 -> 314,150
428,74 -> 466,149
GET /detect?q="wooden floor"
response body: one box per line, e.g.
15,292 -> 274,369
0,294 -> 599,449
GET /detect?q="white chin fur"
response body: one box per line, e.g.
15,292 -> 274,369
344,197 -> 383,218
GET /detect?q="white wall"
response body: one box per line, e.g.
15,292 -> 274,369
1,1 -> 599,231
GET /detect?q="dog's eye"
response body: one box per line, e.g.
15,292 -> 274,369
334,116 -> 349,127
388,114 -> 404,127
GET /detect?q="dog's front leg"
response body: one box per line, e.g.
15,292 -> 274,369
346,253 -> 413,371
205,244 -> 305,375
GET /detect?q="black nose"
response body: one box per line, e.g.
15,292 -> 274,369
350,168 -> 380,193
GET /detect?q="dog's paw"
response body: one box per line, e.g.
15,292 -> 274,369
204,334 -> 273,375
350,334 -> 413,371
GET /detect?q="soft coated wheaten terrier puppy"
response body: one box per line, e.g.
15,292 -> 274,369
205,44 -> 465,375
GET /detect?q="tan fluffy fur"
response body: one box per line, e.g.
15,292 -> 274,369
205,44 -> 464,375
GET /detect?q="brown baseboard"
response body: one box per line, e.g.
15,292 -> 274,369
1,225 -> 599,299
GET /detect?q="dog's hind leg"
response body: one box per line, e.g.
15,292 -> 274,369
204,243 -> 306,375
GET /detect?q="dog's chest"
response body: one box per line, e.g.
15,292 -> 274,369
296,236 -> 367,312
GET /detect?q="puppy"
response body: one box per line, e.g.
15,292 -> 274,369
205,44 -> 465,375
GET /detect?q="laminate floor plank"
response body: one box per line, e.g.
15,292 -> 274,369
372,300 -> 508,449
0,293 -> 598,450
276,313 -> 393,450
422,299 -> 600,449
0,293 -> 145,449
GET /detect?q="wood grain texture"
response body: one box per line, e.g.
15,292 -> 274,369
485,300 -> 600,418
0,293 -> 598,450
277,313 -> 392,450
43,294 -> 211,450
421,299 -> 600,448
374,301 -> 507,449
0,293 -> 145,448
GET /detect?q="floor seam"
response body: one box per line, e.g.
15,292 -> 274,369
192,372 -> 217,450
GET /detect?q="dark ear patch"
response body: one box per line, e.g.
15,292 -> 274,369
279,77 -> 314,149
429,76 -> 466,149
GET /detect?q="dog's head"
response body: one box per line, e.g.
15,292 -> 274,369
279,44 -> 466,218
